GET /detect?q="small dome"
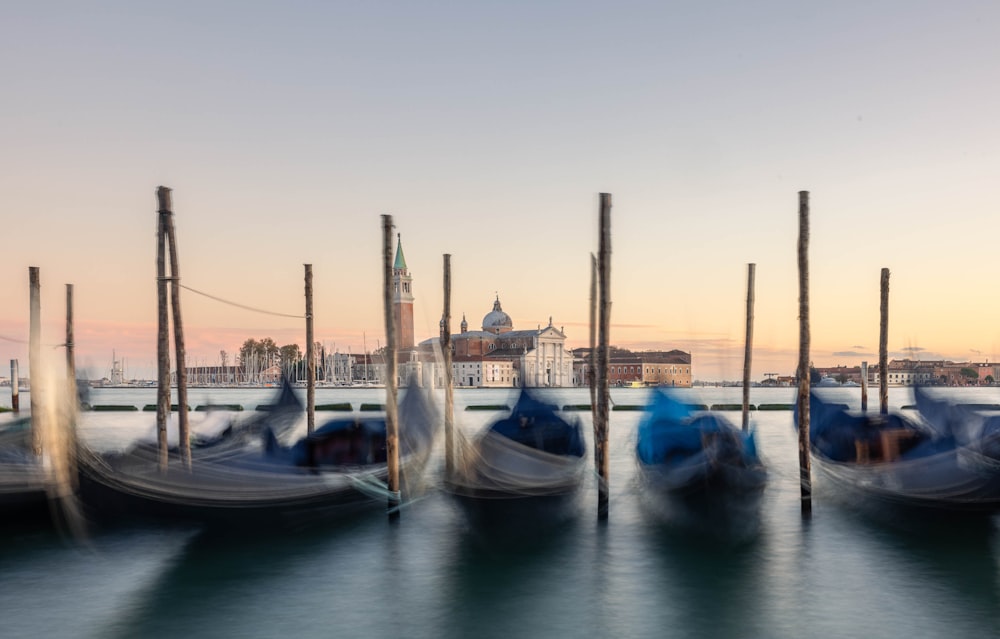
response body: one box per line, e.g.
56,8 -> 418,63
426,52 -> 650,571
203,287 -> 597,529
482,296 -> 513,331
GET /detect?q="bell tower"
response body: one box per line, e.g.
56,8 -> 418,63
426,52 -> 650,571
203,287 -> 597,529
393,234 -> 415,349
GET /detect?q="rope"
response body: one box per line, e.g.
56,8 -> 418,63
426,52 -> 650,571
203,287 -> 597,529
178,284 -> 305,319
0,334 -> 67,349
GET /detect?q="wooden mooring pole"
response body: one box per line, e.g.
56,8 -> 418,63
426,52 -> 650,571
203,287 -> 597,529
381,215 -> 401,519
10,360 -> 19,413
66,284 -> 76,408
796,191 -> 812,515
879,268 -> 890,415
156,189 -> 170,472
28,267 -> 42,454
305,264 -> 315,435
442,254 -> 455,478
66,283 -> 79,459
588,254 -> 597,420
742,263 -> 756,432
861,361 -> 869,412
595,193 -> 612,521
159,186 -> 191,470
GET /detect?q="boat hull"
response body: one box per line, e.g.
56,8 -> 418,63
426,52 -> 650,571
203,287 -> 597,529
443,390 -> 588,534
811,448 -> 1000,514
77,444 -> 433,527
636,457 -> 767,533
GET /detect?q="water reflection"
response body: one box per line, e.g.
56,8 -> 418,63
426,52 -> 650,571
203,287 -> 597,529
99,515 -> 384,639
637,518 -> 767,638
837,508 -> 1000,624
439,518 -> 587,639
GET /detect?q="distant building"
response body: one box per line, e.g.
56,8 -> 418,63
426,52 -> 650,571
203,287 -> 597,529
813,365 -> 863,385
860,358 -> 1000,386
411,296 -> 574,388
572,347 -> 692,388
392,234 -> 415,350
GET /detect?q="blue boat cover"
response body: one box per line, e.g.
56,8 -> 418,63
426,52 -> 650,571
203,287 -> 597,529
489,390 -> 585,457
636,389 -> 759,465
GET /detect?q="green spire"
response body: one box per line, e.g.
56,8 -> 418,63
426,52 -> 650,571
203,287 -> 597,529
393,233 -> 407,270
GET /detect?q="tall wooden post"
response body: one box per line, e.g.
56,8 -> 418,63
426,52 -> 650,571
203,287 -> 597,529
861,361 -> 869,412
796,191 -> 812,514
305,264 -> 315,435
381,215 -> 401,519
742,263 -> 756,432
589,254 -> 597,417
28,267 -> 42,454
595,194 -> 612,521
65,284 -> 79,460
159,186 -> 191,470
65,285 -> 76,399
442,254 -> 455,478
879,268 -> 890,415
156,190 -> 170,472
10,360 -> 19,413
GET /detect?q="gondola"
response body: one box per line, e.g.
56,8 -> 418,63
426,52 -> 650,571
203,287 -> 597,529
911,384 -> 1000,468
807,390 -> 1000,513
635,389 -> 767,530
0,417 -> 50,520
76,382 -> 439,527
444,390 -> 587,531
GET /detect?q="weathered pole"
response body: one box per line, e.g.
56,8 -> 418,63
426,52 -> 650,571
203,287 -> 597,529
860,360 -> 869,412
442,254 -> 455,478
160,186 -> 191,470
381,215 -> 401,519
742,263 -> 756,432
305,264 -> 315,435
589,254 -> 597,418
65,283 -> 79,458
10,360 -> 18,413
879,268 -> 890,415
796,191 -> 812,515
156,189 -> 170,472
65,285 -> 75,398
28,267 -> 41,454
595,193 -> 612,521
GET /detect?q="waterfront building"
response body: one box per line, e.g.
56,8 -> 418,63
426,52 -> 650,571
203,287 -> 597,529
572,347 -> 692,388
414,296 -> 573,388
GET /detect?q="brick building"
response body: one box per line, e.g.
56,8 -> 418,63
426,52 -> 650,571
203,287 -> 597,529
572,347 -> 692,388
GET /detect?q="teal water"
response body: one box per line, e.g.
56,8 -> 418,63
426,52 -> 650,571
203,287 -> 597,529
1,386 -> 998,638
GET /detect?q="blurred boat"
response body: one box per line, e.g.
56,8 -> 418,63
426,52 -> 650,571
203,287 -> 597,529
76,381 -> 439,527
807,390 -> 1000,513
911,385 -> 1000,481
635,389 -> 767,529
444,389 -> 587,531
0,417 -> 50,519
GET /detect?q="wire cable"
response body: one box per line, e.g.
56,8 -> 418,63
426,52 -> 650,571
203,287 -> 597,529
179,284 -> 305,319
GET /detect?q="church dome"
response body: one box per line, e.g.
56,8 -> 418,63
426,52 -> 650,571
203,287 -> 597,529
482,296 -> 513,332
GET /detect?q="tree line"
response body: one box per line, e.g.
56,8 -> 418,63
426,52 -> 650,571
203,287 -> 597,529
237,337 -> 326,383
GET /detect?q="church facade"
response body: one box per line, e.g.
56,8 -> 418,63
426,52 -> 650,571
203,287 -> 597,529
412,296 -> 574,388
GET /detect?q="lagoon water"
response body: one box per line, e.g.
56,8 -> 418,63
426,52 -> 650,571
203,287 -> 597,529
1,385 -> 999,638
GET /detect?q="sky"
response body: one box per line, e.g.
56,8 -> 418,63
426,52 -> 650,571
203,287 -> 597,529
2,1 -> 999,382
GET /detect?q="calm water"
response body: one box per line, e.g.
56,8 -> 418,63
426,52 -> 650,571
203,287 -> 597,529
1,386 -> 999,638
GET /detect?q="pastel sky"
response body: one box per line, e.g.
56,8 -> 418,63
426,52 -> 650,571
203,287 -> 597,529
2,1 -> 999,382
